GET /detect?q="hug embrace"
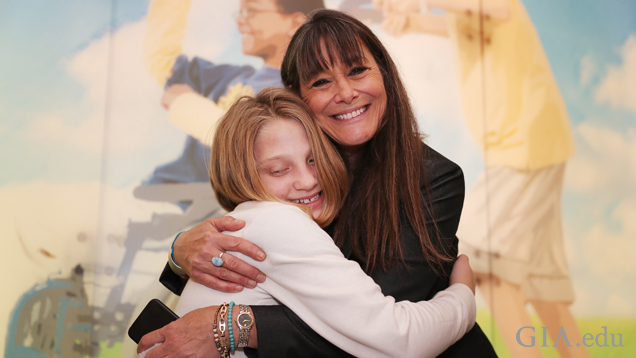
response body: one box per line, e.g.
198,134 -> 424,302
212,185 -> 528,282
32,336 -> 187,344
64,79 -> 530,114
138,9 -> 498,358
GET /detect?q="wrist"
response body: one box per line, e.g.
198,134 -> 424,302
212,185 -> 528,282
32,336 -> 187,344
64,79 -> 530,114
233,304 -> 256,349
168,231 -> 187,277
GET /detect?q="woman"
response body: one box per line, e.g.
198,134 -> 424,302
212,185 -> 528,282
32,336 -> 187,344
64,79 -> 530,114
142,87 -> 476,358
141,9 -> 497,357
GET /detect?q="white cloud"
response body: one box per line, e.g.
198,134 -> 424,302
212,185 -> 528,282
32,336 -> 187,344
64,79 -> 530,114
595,35 -> 636,114
23,114 -> 104,151
65,21 -> 175,155
565,122 -> 636,195
563,121 -> 636,316
583,222 -> 636,278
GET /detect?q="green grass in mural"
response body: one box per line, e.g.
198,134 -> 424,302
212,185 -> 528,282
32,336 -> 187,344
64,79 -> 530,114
477,309 -> 636,358
91,341 -> 123,358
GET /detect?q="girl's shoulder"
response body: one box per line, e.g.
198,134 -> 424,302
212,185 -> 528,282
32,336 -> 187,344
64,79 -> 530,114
230,201 -> 315,229
228,201 -> 330,253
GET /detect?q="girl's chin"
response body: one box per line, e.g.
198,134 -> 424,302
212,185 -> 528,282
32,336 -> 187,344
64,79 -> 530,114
311,208 -> 323,220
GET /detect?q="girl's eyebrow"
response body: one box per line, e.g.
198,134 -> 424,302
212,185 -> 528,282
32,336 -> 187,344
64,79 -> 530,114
257,155 -> 285,165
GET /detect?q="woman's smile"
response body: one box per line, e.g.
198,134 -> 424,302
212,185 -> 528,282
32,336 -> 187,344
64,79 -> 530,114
332,104 -> 369,121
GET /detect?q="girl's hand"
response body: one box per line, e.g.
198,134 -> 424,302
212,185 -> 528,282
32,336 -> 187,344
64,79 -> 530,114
449,254 -> 476,294
173,216 -> 267,292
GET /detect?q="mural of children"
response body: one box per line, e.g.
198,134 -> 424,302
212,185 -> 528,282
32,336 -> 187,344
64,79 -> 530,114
143,0 -> 324,188
374,0 -> 587,357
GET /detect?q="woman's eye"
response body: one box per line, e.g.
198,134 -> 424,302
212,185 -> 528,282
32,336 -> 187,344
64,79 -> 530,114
349,66 -> 369,76
311,78 -> 330,88
308,158 -> 315,165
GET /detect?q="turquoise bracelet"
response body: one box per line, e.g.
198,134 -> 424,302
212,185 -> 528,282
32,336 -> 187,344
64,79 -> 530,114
171,231 -> 185,268
228,301 -> 235,351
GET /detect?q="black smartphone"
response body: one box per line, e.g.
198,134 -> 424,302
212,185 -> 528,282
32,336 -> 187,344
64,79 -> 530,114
128,299 -> 179,344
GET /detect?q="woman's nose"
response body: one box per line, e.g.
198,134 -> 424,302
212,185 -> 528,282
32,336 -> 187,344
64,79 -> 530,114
334,79 -> 357,104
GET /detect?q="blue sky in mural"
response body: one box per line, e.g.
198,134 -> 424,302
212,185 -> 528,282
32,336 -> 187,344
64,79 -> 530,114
0,0 -> 152,186
525,0 -> 636,128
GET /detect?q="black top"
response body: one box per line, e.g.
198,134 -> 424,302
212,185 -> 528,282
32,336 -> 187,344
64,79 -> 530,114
159,144 -> 497,357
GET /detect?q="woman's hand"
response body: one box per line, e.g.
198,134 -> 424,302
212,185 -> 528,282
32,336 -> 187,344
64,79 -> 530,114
449,254 -> 476,294
173,216 -> 267,292
138,306 -> 220,358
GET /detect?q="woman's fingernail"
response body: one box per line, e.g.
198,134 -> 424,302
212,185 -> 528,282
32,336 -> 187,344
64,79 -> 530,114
257,274 -> 266,283
234,285 -> 244,292
257,251 -> 266,260
248,280 -> 257,288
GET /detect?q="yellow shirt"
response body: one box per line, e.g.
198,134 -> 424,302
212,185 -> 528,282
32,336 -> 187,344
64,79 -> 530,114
447,0 -> 575,169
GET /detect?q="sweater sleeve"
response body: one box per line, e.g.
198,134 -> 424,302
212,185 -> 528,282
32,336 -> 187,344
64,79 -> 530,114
245,203 -> 475,358
168,92 -> 224,142
143,0 -> 191,85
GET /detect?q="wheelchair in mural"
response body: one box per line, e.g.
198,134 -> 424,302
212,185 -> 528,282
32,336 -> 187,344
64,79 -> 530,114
6,183 -> 223,358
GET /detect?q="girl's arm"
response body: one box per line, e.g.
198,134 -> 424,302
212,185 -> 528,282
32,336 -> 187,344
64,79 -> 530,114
241,202 -> 475,358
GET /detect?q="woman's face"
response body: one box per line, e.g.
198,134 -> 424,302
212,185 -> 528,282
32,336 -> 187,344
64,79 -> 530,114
255,118 -> 324,218
299,45 -> 386,151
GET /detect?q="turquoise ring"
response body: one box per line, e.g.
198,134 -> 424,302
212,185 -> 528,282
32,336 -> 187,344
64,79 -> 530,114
212,252 -> 224,267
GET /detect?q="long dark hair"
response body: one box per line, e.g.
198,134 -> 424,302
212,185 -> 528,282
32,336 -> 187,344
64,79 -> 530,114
281,9 -> 452,275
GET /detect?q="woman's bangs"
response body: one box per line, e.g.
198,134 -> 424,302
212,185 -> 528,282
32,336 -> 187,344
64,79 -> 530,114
296,25 -> 366,85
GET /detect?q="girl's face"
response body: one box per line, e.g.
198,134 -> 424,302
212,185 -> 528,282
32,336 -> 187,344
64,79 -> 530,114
299,45 -> 386,152
255,118 -> 324,218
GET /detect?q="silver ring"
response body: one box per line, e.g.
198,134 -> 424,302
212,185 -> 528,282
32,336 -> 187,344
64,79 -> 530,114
211,253 -> 224,267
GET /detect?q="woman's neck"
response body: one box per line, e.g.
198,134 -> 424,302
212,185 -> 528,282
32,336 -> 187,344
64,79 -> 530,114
340,144 -> 365,174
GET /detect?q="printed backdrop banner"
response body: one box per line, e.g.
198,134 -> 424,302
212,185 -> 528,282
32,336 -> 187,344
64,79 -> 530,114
1,1 -> 634,357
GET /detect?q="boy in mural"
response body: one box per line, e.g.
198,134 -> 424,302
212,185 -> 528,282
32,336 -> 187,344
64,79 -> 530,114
143,0 -> 324,188
374,0 -> 588,357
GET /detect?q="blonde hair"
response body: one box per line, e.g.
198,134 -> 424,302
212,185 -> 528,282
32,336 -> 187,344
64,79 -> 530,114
209,87 -> 348,227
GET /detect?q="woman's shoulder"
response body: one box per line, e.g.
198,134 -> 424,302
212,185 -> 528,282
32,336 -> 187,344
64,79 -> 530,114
421,143 -> 464,184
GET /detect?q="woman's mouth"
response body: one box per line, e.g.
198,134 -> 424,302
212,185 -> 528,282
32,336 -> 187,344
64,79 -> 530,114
333,105 -> 368,120
290,191 -> 321,204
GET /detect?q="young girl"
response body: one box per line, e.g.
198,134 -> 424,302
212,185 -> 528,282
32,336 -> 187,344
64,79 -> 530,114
158,87 -> 476,358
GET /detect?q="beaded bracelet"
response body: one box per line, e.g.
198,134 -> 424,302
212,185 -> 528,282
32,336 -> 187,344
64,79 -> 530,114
228,301 -> 235,352
212,304 -> 224,354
